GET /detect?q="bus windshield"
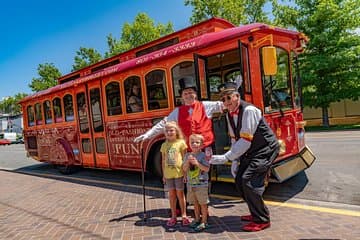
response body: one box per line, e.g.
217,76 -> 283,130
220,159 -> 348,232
261,47 -> 293,113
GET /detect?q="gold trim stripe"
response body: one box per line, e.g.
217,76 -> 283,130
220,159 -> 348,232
209,193 -> 360,217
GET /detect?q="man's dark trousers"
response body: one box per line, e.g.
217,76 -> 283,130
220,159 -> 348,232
235,147 -> 279,223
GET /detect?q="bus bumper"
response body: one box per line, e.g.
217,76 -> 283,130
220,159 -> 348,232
271,145 -> 316,183
210,145 -> 316,183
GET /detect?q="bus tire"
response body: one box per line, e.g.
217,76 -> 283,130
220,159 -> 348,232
150,144 -> 163,177
52,138 -> 77,175
56,164 -> 80,175
56,164 -> 74,175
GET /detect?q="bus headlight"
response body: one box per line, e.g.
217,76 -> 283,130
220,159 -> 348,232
298,128 -> 305,150
278,139 -> 286,155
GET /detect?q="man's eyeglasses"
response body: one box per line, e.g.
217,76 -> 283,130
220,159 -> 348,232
221,95 -> 232,102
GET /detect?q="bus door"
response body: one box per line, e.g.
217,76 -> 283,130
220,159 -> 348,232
194,54 -> 209,100
75,81 -> 110,168
194,53 -> 229,156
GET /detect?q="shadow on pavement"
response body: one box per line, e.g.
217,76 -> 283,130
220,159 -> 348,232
10,162 -> 310,203
9,163 -> 165,200
265,171 -> 309,202
206,171 -> 309,203
109,206 -> 248,234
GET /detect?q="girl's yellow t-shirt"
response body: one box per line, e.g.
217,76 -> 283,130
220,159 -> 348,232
160,139 -> 187,179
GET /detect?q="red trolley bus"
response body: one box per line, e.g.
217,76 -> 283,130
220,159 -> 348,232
20,18 -> 315,183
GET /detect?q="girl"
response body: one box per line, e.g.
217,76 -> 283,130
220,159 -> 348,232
160,121 -> 190,227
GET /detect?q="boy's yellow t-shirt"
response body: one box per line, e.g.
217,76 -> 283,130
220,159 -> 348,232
160,139 -> 187,179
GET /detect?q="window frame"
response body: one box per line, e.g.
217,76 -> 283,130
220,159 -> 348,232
260,46 -> 293,113
105,81 -> 123,116
145,69 -> 169,111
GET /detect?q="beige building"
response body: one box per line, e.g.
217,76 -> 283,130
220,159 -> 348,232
304,99 -> 360,126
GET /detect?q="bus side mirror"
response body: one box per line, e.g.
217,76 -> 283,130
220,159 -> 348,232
262,47 -> 277,75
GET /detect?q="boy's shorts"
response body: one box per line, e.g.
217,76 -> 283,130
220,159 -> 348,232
164,177 -> 184,191
187,186 -> 209,205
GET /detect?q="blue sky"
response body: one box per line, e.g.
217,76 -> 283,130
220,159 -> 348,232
0,0 -> 193,100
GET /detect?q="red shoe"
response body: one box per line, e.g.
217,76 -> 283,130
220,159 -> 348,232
242,222 -> 270,232
240,214 -> 253,221
166,218 -> 177,227
182,217 -> 191,226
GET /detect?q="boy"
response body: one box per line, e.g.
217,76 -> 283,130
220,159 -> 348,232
183,134 -> 210,232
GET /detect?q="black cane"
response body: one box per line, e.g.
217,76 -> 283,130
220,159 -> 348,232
140,143 -> 147,222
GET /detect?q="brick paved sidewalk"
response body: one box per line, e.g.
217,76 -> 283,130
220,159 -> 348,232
0,170 -> 359,240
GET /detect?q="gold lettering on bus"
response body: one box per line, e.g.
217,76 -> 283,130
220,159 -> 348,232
174,41 -> 196,52
114,143 -> 140,155
135,41 -> 196,65
75,66 -> 119,83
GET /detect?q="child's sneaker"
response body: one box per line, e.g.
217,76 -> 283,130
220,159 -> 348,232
194,222 -> 209,232
189,220 -> 200,228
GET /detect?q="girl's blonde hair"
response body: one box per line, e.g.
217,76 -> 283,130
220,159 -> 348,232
164,121 -> 185,140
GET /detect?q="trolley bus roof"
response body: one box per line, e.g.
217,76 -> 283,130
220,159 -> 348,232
20,21 -> 307,104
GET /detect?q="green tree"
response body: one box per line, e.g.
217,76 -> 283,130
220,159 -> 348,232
273,0 -> 360,127
29,63 -> 61,92
72,47 -> 103,71
0,97 -> 14,114
13,93 -> 28,114
0,93 -> 27,115
184,0 -> 270,25
105,13 -> 174,57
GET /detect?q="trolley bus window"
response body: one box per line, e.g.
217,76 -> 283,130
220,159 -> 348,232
105,82 -> 122,116
145,70 -> 168,110
209,75 -> 221,93
205,48 -> 244,100
225,70 -> 241,81
125,76 -> 143,113
89,88 -> 104,132
27,105 -> 35,127
95,138 -> 106,154
291,51 -> 301,108
225,70 -> 245,99
76,92 -> 89,133
261,47 -> 292,113
82,138 -> 91,153
43,100 -> 52,124
34,103 -> 43,125
63,94 -> 74,122
52,97 -> 63,123
171,61 -> 195,106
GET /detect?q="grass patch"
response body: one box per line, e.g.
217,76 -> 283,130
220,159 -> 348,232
305,124 -> 360,131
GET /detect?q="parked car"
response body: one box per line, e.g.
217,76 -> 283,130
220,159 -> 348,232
1,132 -> 17,142
0,139 -> 11,145
14,137 -> 24,144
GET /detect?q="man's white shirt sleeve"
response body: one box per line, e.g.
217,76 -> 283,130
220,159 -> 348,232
224,105 -> 262,161
203,101 -> 223,118
144,108 -> 179,138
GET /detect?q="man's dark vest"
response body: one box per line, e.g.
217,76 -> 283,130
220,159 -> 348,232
227,101 -> 279,161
